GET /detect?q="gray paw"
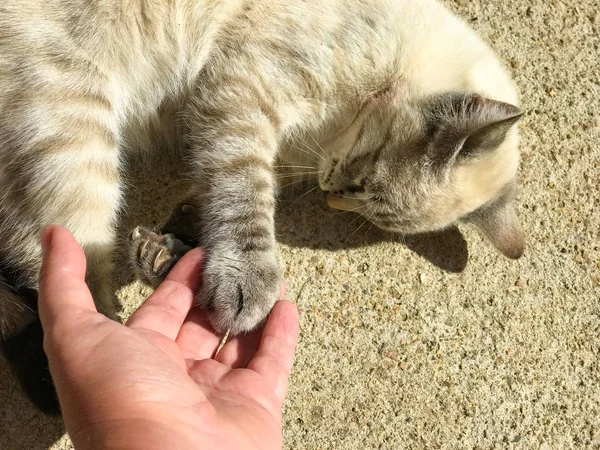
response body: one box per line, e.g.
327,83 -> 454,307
129,226 -> 192,287
198,246 -> 281,335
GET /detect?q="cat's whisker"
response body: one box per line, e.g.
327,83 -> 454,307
220,255 -> 245,265
333,207 -> 365,216
333,198 -> 379,215
306,133 -> 328,159
289,144 -> 324,163
342,203 -> 376,231
347,211 -> 376,242
332,209 -> 358,217
275,169 -> 320,175
298,136 -> 327,161
274,165 -> 319,170
292,184 -> 320,203
292,139 -> 324,161
362,221 -> 375,241
280,178 -> 314,189
345,210 -> 366,229
276,172 -> 320,180
346,218 -> 370,242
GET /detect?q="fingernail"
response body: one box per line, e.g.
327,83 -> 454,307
40,227 -> 53,253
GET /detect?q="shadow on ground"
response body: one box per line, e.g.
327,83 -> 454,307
118,161 -> 469,276
116,159 -> 470,280
276,184 -> 469,273
0,361 -> 65,450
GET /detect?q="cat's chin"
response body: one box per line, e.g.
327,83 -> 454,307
325,192 -> 363,212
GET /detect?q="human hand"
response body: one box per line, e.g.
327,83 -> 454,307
38,226 -> 299,450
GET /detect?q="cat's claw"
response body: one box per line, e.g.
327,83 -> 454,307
129,226 -> 192,287
131,226 -> 143,241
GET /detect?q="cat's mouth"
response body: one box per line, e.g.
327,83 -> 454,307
325,192 -> 363,212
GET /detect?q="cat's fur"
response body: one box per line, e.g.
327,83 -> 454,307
0,0 -> 525,413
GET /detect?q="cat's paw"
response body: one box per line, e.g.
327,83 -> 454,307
129,226 -> 192,287
198,246 -> 281,335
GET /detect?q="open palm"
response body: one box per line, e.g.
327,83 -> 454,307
39,226 -> 299,450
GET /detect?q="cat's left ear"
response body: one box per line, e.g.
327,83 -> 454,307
463,193 -> 525,259
426,93 -> 524,167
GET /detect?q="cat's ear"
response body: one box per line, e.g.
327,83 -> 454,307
426,93 -> 523,168
463,195 -> 525,259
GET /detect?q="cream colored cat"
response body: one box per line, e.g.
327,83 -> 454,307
0,0 -> 524,413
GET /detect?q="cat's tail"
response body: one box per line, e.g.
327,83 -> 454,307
0,266 -> 60,415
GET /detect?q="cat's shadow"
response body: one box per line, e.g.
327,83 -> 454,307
116,156 -> 469,277
275,186 -> 469,273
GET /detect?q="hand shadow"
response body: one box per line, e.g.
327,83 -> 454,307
276,183 -> 469,273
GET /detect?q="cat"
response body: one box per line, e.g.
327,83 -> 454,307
0,0 -> 525,414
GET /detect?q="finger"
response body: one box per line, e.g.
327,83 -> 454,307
127,248 -> 204,340
215,327 -> 262,369
247,300 -> 300,404
176,277 -> 288,361
38,226 -> 96,330
187,358 -> 230,386
176,308 -> 222,360
215,281 -> 287,369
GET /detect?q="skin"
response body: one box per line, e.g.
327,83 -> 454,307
38,226 -> 300,450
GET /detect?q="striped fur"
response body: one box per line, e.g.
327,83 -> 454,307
0,0 -> 523,411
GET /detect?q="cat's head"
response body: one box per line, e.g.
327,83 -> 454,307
319,91 -> 525,259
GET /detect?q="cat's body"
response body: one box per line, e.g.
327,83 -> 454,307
0,0 -> 525,413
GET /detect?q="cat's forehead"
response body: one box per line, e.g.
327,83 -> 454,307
358,108 -> 426,161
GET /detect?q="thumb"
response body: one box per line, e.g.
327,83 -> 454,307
38,226 -> 97,331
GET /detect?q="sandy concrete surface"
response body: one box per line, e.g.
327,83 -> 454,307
1,0 -> 599,448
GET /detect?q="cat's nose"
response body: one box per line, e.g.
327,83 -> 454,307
320,182 -> 334,192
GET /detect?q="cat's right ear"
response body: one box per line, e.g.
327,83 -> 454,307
463,194 -> 525,259
425,93 -> 523,169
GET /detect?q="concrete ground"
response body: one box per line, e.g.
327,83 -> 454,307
1,0 -> 599,448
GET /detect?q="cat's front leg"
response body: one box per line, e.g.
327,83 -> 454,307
193,161 -> 281,335
187,101 -> 283,334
